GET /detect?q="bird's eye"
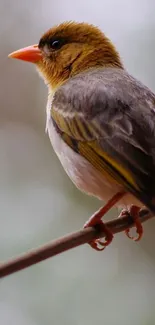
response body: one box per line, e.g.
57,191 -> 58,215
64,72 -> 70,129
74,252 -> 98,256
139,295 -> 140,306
49,39 -> 64,50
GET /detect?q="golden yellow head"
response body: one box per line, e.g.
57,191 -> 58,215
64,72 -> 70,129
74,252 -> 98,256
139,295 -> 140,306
9,21 -> 123,89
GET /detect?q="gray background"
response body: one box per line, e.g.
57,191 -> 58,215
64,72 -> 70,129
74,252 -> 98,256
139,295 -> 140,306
1,0 -> 155,324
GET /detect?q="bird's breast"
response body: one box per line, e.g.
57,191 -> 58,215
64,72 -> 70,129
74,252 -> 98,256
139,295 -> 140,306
46,114 -> 122,200
46,114 -> 143,210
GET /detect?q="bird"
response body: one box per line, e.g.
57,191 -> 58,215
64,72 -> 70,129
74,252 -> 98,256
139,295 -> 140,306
8,21 -> 155,251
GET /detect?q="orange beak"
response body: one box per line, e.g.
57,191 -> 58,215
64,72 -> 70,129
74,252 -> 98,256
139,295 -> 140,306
8,44 -> 42,63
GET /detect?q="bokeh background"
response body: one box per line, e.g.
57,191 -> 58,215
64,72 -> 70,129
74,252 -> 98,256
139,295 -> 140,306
1,0 -> 155,324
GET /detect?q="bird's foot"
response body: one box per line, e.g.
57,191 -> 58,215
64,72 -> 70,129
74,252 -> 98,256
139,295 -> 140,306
84,192 -> 125,251
118,205 -> 143,241
84,219 -> 113,251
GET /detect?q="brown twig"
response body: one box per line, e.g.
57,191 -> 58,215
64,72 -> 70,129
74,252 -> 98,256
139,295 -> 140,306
0,208 -> 153,278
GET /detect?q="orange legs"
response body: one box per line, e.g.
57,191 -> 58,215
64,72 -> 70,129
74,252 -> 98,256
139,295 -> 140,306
84,193 -> 143,251
84,192 -> 125,251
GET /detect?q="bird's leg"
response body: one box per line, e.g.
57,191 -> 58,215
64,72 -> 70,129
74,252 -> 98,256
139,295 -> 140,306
118,205 -> 143,241
84,191 -> 126,251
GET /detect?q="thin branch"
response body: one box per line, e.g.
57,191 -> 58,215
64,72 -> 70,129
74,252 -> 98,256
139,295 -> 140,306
0,208 -> 153,278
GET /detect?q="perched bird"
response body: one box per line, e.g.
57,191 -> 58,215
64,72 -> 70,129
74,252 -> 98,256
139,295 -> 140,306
8,21 -> 155,250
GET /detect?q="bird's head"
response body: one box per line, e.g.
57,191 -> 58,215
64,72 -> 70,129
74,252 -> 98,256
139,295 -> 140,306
9,21 -> 123,90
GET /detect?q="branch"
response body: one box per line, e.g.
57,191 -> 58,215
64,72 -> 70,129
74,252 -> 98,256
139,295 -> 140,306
0,208 -> 153,278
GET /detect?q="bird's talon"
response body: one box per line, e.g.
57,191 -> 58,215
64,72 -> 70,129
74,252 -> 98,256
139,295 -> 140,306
89,240 -> 106,251
83,192 -> 125,251
125,228 -> 135,240
119,205 -> 143,242
85,220 -> 113,251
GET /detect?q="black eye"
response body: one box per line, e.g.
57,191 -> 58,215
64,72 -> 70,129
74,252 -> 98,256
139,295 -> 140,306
49,39 -> 64,50
38,37 -> 66,51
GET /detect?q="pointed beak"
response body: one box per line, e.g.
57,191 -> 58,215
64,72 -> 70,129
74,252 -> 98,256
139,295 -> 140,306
8,44 -> 42,63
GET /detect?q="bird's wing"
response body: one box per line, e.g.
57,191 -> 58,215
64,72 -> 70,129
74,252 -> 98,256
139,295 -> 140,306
52,68 -> 155,211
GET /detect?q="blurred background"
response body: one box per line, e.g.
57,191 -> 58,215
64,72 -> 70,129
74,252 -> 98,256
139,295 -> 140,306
1,0 -> 155,324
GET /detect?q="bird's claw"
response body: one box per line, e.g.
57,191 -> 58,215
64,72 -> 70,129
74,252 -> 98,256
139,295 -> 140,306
119,205 -> 143,241
83,192 -> 125,251
84,220 -> 113,251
